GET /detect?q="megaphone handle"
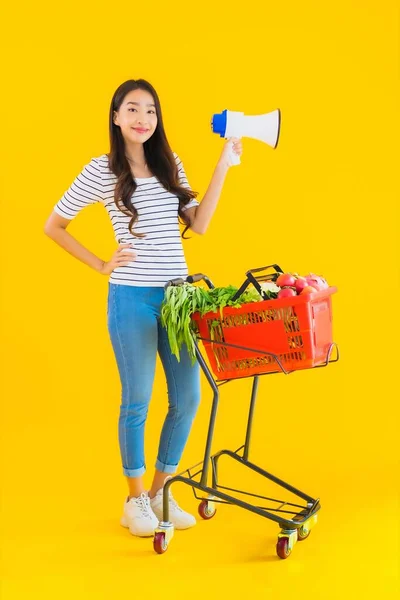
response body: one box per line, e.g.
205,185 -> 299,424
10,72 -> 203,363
227,137 -> 241,166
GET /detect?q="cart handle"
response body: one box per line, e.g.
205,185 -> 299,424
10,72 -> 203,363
164,273 -> 215,289
187,273 -> 214,289
231,264 -> 284,302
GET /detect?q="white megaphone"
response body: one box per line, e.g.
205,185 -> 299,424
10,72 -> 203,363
211,108 -> 281,165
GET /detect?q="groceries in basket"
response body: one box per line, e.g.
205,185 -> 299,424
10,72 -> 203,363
265,272 -> 329,298
161,268 -> 335,370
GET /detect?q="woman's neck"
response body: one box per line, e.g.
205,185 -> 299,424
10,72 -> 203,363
125,142 -> 146,165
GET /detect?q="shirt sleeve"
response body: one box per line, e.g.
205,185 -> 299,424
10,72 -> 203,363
173,152 -> 200,212
53,157 -> 104,220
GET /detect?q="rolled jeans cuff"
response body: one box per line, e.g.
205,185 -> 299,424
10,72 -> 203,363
123,465 -> 146,477
155,458 -> 178,474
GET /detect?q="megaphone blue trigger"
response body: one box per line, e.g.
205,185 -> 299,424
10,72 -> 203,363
211,110 -> 228,137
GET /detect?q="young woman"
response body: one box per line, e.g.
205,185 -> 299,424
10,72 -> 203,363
44,79 -> 242,538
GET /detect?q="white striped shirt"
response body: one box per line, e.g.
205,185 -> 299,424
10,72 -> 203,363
54,152 -> 199,287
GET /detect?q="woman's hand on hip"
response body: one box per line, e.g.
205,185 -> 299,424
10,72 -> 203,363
99,243 -> 136,275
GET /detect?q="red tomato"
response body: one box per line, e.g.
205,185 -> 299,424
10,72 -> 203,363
278,288 -> 297,299
295,277 -> 308,294
276,273 -> 296,287
300,285 -> 318,295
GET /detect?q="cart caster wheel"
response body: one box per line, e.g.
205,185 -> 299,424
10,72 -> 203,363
297,526 -> 311,541
153,532 -> 168,554
198,499 -> 216,520
276,537 -> 291,559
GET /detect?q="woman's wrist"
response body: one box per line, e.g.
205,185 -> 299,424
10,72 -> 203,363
96,259 -> 106,273
215,160 -> 230,176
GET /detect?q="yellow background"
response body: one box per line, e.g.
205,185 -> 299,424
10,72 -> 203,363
1,1 -> 399,598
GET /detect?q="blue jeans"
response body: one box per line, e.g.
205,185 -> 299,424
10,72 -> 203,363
107,283 -> 201,478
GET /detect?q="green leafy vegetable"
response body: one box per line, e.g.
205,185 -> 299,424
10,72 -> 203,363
160,283 -> 273,364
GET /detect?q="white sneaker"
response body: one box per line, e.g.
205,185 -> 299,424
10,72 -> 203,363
150,486 -> 196,530
120,492 -> 159,537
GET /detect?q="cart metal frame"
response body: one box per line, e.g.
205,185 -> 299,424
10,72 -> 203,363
153,269 -> 339,558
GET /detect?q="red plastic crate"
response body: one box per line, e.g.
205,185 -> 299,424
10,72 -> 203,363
191,287 -> 337,380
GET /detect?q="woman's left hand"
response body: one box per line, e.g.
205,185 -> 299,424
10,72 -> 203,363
218,137 -> 243,169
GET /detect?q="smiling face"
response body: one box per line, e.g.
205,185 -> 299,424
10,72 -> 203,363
113,88 -> 158,144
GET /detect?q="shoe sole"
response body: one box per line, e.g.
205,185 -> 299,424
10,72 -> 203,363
151,511 -> 196,530
173,521 -> 196,530
120,515 -> 157,538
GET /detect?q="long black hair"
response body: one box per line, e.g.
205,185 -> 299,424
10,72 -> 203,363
107,79 -> 198,239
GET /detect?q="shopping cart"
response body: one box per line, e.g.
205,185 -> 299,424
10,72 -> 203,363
153,264 -> 339,559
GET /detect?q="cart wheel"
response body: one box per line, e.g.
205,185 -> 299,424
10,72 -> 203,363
276,537 -> 291,559
297,526 -> 311,541
198,499 -> 216,520
153,532 -> 168,554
